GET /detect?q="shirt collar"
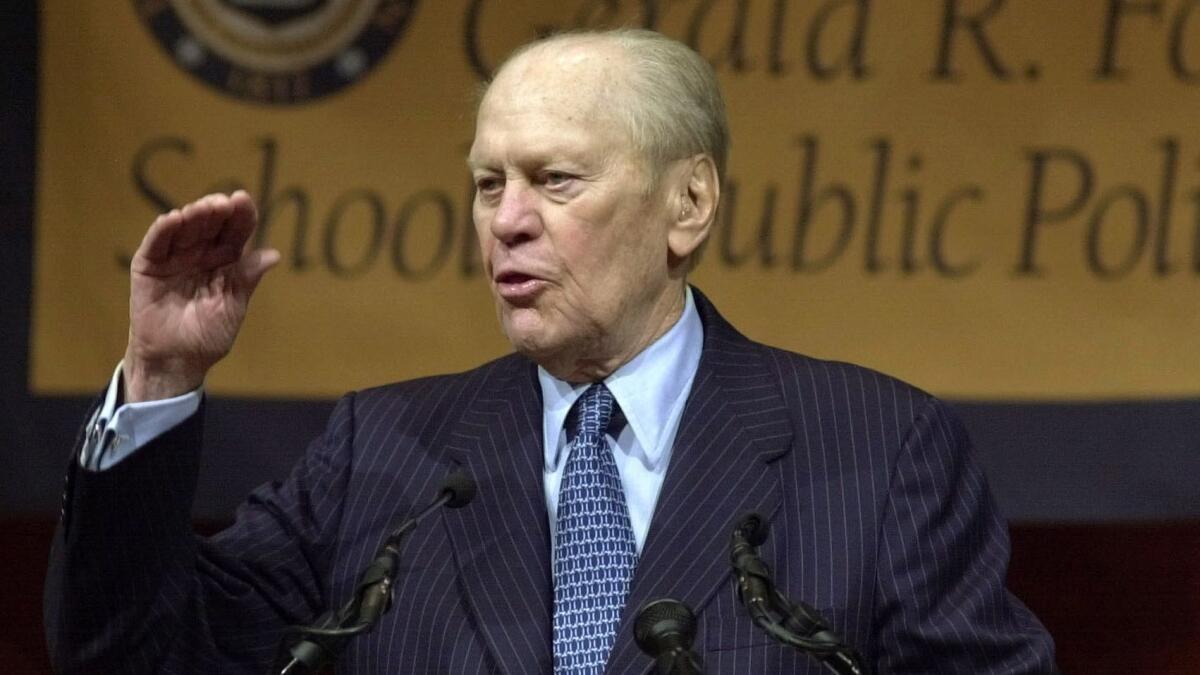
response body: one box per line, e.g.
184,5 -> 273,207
539,287 -> 704,470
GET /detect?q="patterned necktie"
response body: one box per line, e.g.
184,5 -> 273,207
553,383 -> 638,674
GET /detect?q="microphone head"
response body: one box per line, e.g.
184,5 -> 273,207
440,469 -> 476,509
634,598 -> 697,656
735,512 -> 769,546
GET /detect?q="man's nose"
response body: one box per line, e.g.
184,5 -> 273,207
490,181 -> 541,245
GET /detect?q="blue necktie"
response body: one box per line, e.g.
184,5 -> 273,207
553,383 -> 638,674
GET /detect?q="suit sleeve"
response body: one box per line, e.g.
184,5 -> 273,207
44,393 -> 358,675
872,396 -> 1058,674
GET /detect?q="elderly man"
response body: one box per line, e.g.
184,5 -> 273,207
45,29 -> 1056,674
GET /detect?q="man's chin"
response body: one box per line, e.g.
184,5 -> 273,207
501,310 -> 548,350
505,330 -> 551,358
502,319 -> 571,366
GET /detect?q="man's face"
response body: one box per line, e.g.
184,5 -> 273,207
468,43 -> 684,380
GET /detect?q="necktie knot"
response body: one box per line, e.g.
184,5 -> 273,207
566,383 -> 624,446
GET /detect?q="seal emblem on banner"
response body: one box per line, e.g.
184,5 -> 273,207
133,0 -> 418,104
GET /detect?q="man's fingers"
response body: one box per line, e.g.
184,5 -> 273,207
240,247 -> 282,294
138,209 -> 182,263
135,192 -> 258,274
172,197 -> 215,252
199,194 -> 235,245
231,189 -> 258,222
216,190 -> 260,256
175,194 -> 238,251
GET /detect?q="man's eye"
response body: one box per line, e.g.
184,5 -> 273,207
475,177 -> 502,194
543,172 -> 573,188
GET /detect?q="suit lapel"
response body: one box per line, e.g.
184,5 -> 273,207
606,290 -> 796,673
442,356 -> 554,674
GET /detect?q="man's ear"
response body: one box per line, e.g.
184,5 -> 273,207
667,154 -> 719,261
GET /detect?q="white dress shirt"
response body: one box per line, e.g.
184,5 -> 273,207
539,288 -> 703,555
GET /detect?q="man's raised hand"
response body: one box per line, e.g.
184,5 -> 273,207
122,191 -> 281,402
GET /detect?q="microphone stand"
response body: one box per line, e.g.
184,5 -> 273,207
731,514 -> 870,675
274,472 -> 475,674
654,649 -> 704,675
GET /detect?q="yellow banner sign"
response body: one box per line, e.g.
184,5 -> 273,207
34,0 -> 1200,399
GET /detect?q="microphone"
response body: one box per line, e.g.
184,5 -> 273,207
441,470 -> 476,507
729,513 -> 871,675
731,512 -> 773,617
354,469 -> 476,623
634,599 -> 702,675
278,469 -> 476,675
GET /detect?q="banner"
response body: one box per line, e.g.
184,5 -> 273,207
33,0 -> 1200,399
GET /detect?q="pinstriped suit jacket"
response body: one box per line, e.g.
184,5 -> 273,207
45,289 -> 1056,674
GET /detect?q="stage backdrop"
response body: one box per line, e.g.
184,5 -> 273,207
22,0 -> 1200,519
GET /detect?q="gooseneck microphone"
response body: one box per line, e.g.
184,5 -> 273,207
353,470 -> 475,626
731,512 -> 772,616
276,470 -> 476,675
730,513 -> 871,675
634,599 -> 703,675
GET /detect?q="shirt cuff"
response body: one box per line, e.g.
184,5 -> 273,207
80,361 -> 203,471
